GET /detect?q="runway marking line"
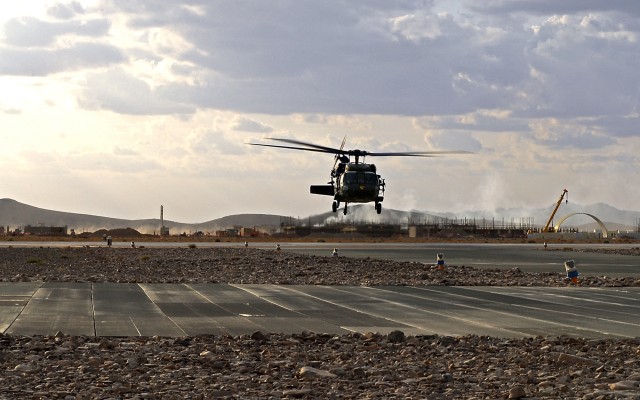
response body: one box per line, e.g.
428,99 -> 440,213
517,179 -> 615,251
231,284 -> 363,333
456,286 -> 640,323
129,316 -> 142,336
1,282 -> 43,335
243,284 -> 522,337
321,285 -> 541,337
323,285 -> 631,338
137,284 -> 187,336
90,283 -> 97,336
405,286 -> 640,337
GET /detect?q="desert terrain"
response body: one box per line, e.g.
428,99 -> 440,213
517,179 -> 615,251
1,245 -> 639,399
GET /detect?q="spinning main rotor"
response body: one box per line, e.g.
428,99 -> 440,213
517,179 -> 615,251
249,138 -> 471,163
249,137 -> 473,215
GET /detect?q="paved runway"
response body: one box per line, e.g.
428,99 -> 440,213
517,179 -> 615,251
2,282 -> 639,338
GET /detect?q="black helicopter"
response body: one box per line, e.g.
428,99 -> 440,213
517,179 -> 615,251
250,137 -> 470,215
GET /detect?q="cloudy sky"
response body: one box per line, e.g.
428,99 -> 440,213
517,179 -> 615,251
1,0 -> 638,223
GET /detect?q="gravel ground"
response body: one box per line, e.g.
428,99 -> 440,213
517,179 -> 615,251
1,246 -> 640,399
2,332 -> 640,400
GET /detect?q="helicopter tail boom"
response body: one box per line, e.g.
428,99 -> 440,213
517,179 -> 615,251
310,185 -> 335,196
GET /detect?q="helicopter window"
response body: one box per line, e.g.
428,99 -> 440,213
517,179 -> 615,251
342,172 -> 358,184
365,173 -> 378,184
342,172 -> 377,184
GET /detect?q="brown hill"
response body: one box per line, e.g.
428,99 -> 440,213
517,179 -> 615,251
0,198 -> 288,234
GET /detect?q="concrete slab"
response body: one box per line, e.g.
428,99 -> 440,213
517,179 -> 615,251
283,285 -> 526,337
6,282 -> 94,336
1,283 -> 639,338
93,283 -> 185,337
188,284 -> 351,334
0,282 -> 41,333
376,286 -> 640,338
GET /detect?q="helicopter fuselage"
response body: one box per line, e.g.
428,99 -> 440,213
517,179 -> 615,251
249,137 -> 470,215
309,162 -> 385,214
335,163 -> 382,203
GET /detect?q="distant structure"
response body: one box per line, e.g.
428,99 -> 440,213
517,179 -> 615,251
555,212 -> 609,239
240,227 -> 259,237
543,189 -> 568,233
24,225 -> 68,236
160,205 -> 170,236
215,228 -> 239,237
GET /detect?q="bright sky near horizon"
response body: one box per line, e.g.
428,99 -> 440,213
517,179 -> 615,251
0,1 -> 638,223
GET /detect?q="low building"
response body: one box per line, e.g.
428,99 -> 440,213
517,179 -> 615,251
23,225 -> 68,236
240,227 -> 258,237
216,228 -> 239,237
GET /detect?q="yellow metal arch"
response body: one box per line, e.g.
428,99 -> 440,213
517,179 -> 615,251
555,213 -> 609,238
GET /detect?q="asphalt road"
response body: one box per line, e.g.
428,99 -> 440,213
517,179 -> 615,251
278,242 -> 640,277
2,241 -> 639,276
2,282 -> 639,339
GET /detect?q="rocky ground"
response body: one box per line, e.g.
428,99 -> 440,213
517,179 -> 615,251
2,332 -> 640,400
1,246 -> 640,399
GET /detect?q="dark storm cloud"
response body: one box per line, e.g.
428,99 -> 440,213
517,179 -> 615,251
94,0 -> 638,122
231,118 -> 273,133
471,0 -> 640,17
417,114 -> 531,133
79,68 -> 195,115
592,116 -> 640,138
517,15 -> 640,119
535,130 -> 616,149
0,42 -> 123,75
2,0 -> 637,149
47,2 -> 86,20
2,16 -> 110,47
98,1 -> 528,115
0,10 -> 118,76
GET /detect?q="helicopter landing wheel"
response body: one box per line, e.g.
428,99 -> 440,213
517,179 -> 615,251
343,204 -> 348,215
375,203 -> 382,214
332,201 -> 338,213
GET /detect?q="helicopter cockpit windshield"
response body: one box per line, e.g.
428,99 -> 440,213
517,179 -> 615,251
342,171 -> 378,185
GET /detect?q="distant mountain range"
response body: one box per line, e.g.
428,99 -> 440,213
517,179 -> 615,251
0,198 -> 288,235
1,198 -> 638,234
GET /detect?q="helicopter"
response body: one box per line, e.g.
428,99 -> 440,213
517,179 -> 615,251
250,137 -> 471,215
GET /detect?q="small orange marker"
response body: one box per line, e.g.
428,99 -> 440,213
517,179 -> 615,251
564,260 -> 579,285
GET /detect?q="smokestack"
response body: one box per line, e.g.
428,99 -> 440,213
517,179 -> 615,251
161,205 -> 164,228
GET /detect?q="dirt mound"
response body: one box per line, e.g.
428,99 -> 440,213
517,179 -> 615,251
89,228 -> 143,237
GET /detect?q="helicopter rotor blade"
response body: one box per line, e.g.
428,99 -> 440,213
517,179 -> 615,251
268,138 -> 345,154
249,137 -> 474,158
339,135 -> 347,151
366,150 -> 474,157
332,135 -> 348,170
248,142 -> 340,155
